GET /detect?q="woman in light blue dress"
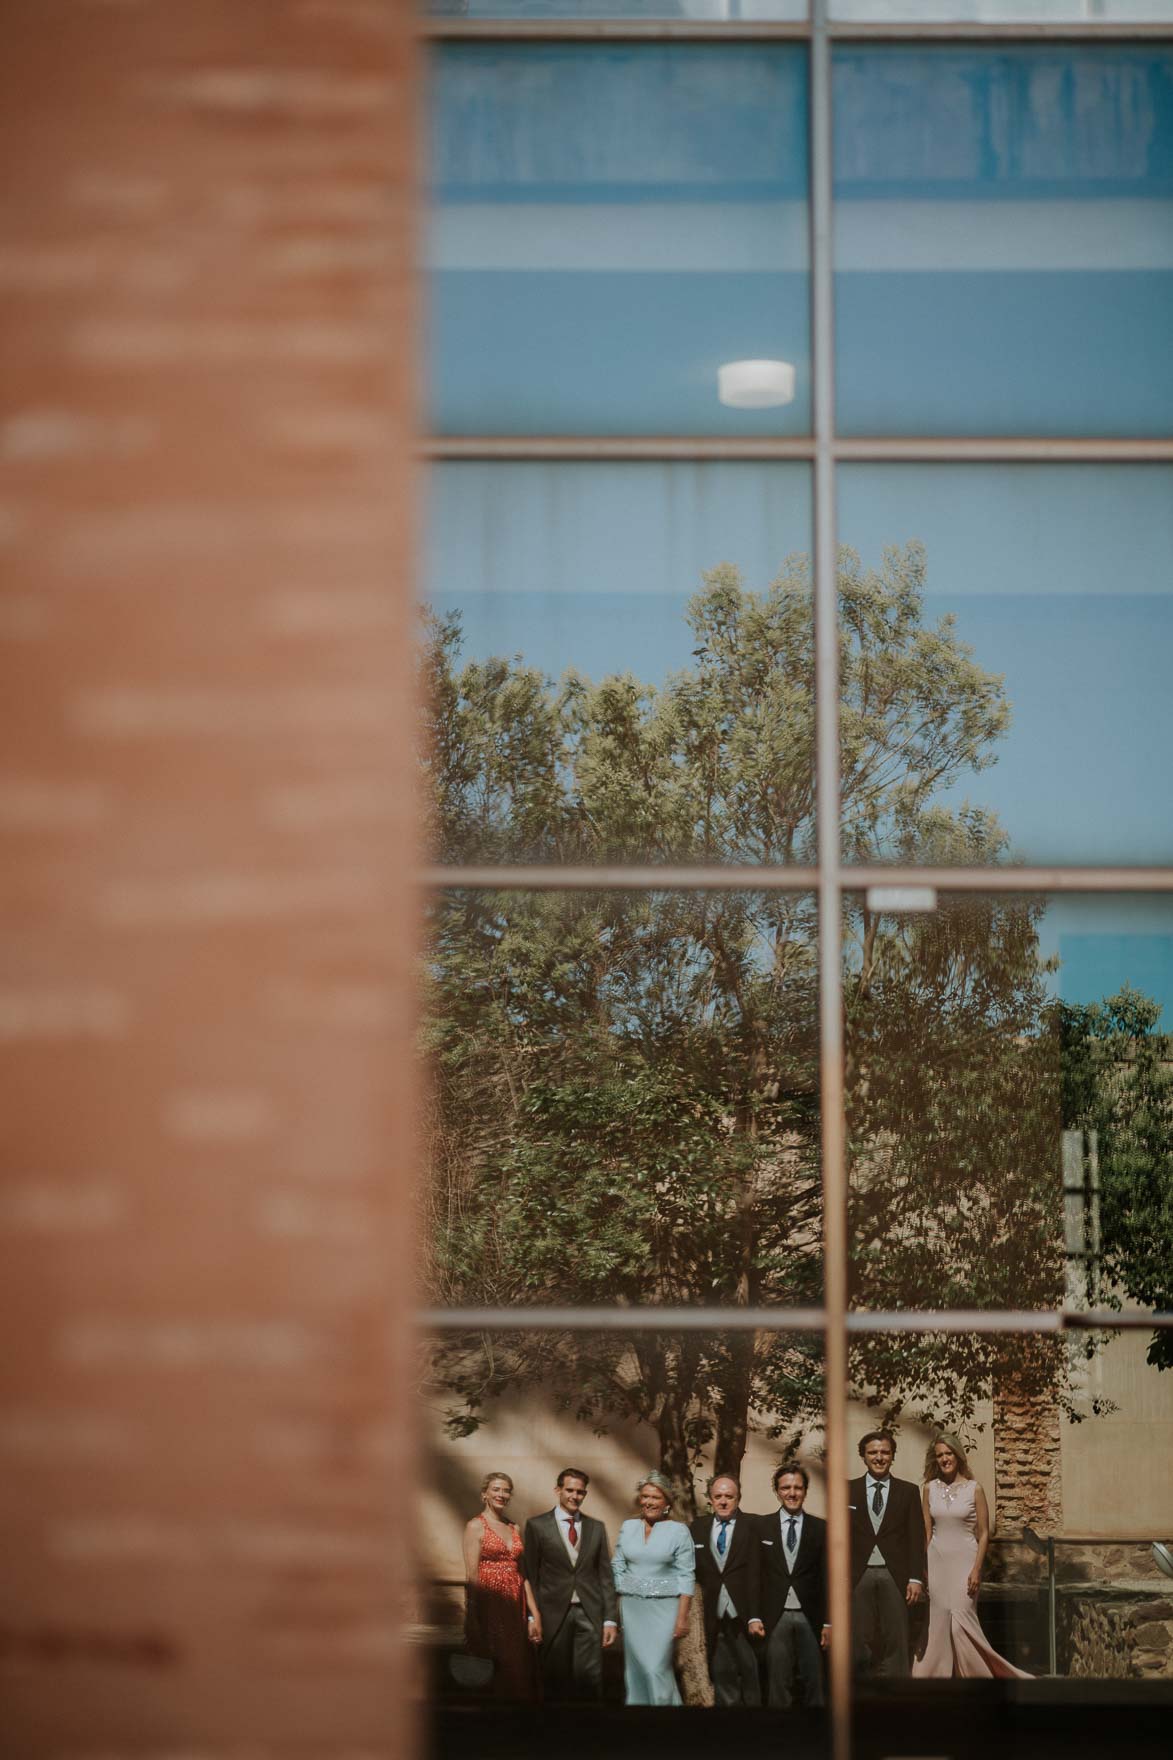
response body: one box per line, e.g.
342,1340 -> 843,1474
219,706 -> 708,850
612,1470 -> 695,1706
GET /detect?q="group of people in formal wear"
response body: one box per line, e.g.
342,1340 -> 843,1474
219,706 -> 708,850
461,1428 -> 1029,1707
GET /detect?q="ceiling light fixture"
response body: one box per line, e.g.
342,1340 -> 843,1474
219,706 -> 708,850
717,358 -> 796,409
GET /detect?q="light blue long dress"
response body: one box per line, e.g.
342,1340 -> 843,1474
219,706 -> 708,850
612,1517 -> 696,1706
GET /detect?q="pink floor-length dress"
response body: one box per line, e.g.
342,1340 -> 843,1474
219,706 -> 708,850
913,1479 -> 1031,1679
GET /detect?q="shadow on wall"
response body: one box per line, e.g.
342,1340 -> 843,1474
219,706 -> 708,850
416,1387 -> 954,1627
418,1392 -> 669,1625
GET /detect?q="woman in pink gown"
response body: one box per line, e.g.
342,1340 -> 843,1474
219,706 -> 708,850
912,1434 -> 1031,1680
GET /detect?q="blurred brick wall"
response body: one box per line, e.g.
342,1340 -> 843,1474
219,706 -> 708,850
0,1 -> 418,1751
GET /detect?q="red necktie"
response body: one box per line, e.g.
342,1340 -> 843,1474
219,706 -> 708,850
568,1517 -> 578,1547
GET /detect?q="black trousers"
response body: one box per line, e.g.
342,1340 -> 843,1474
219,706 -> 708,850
766,1609 -> 825,1708
852,1564 -> 910,1678
541,1604 -> 604,1699
710,1616 -> 762,1707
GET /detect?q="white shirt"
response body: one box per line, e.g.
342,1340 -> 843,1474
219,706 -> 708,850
863,1477 -> 921,1584
866,1475 -> 888,1564
709,1516 -> 738,1618
555,1505 -> 581,1601
779,1508 -> 804,1609
552,1507 -> 617,1625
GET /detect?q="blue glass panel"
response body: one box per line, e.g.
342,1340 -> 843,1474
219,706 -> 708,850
426,461 -> 813,860
834,48 -> 1173,434
839,464 -> 1173,864
430,46 -> 810,434
1044,895 -> 1173,1032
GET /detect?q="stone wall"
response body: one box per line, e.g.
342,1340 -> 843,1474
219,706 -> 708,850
1061,1588 -> 1173,1680
992,1369 -> 1064,1533
1056,1543 -> 1169,1584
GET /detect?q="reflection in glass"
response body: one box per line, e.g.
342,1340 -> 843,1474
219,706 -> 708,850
420,1342 -> 827,1713
845,877 -> 1173,1671
429,45 -> 810,434
837,1328 -> 1173,1685
833,46 -> 1173,434
426,461 -> 813,864
845,888 -> 1066,1321
425,889 -> 820,1321
838,464 -> 1173,866
844,886 -> 1173,1348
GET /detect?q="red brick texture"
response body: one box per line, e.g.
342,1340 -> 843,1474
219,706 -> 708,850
0,1 -> 419,1750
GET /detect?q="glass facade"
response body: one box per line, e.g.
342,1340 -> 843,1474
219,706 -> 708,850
422,6 -> 1173,1753
428,461 -> 814,862
833,47 -> 1173,436
838,464 -> 1173,864
429,46 -> 811,434
427,886 -> 820,1302
846,889 -> 1173,1311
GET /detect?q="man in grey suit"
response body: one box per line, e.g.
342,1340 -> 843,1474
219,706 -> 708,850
760,1462 -> 828,1708
524,1467 -> 618,1699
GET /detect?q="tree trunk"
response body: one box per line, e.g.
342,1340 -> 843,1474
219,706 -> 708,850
676,1588 -> 714,1707
653,1341 -> 713,1705
657,1364 -> 691,1494
713,1331 -> 753,1476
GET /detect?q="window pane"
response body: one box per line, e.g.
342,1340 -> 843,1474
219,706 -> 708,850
426,461 -> 813,864
833,47 -> 1173,435
424,890 -> 820,1310
842,1323 -> 1173,1694
429,45 -> 810,435
844,888 -> 1173,1325
420,1328 -> 828,1726
837,463 -> 1173,865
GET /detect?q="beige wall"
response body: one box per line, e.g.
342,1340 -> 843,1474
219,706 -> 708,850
0,1 -> 418,1750
422,1329 -> 1173,1609
421,1389 -> 990,1614
1063,1330 -> 1173,1536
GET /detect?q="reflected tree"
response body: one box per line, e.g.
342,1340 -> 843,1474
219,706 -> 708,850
1061,987 -> 1173,1372
421,544 -> 1170,1497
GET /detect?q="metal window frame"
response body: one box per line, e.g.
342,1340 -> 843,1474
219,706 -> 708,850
426,437 -> 1173,459
419,10 -> 1173,1757
422,1306 -> 1173,1334
425,16 -> 1173,44
424,864 -> 1173,891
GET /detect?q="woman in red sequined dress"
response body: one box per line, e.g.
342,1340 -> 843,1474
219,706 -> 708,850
462,1471 -> 541,1698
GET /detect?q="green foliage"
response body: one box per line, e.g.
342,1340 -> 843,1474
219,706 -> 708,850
844,887 -> 1073,1427
1060,987 -> 1173,1370
422,547 -> 1171,1476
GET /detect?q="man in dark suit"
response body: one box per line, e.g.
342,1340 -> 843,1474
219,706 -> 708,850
689,1474 -> 763,1706
849,1429 -> 926,1677
759,1462 -> 828,1708
524,1466 -> 617,1699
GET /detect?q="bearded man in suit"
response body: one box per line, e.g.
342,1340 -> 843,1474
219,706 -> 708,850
760,1462 -> 829,1708
689,1474 -> 764,1706
849,1429 -> 926,1677
524,1467 -> 617,1699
